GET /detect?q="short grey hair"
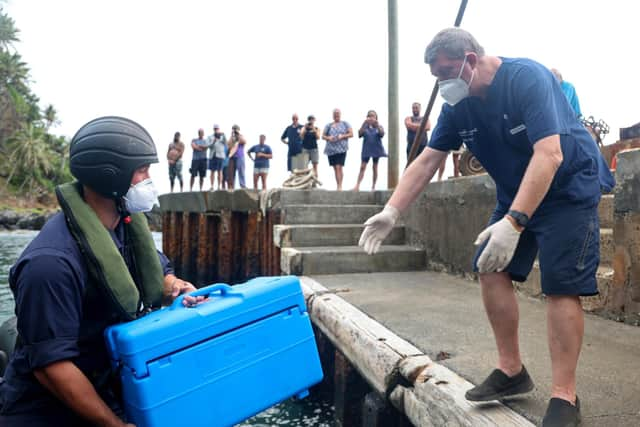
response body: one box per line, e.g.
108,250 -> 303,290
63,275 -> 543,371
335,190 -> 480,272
424,28 -> 485,65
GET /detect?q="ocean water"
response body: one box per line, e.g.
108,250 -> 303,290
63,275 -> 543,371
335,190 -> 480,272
0,230 -> 335,426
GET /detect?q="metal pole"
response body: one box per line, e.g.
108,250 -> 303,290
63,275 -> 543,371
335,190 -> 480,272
387,0 -> 399,188
406,0 -> 468,167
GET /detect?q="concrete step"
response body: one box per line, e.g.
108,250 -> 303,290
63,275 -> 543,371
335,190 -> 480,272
600,228 -> 613,266
599,194 -> 614,228
516,262 -> 614,312
281,245 -> 426,275
273,224 -> 405,248
282,204 -> 382,225
269,189 -> 391,207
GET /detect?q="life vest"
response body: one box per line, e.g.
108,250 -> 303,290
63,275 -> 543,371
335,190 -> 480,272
55,182 -> 164,322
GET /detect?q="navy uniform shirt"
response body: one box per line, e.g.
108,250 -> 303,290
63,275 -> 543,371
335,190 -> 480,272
429,57 -> 614,213
281,124 -> 303,157
247,144 -> 272,169
0,212 -> 172,425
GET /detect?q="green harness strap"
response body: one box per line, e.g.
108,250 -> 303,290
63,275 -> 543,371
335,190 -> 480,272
56,182 -> 164,320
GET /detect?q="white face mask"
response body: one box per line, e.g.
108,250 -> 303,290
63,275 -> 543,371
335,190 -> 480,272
438,56 -> 475,106
123,178 -> 159,213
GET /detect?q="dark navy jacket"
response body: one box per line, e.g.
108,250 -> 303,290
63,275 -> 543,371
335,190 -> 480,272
0,212 -> 172,426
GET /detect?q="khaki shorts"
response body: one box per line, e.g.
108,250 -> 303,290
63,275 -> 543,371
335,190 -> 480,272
303,148 -> 319,164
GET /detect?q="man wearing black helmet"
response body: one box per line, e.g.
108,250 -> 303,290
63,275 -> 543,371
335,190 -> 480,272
0,117 -> 199,426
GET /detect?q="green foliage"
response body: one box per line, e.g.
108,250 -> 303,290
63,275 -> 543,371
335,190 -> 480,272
0,6 -> 69,202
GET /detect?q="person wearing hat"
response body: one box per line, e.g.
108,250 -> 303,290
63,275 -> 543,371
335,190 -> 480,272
208,124 -> 227,190
0,117 -> 199,426
300,115 -> 320,176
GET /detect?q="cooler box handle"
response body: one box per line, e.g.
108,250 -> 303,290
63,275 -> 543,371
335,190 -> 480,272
170,283 -> 234,310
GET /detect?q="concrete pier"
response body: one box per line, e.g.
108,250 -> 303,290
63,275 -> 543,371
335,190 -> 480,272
305,272 -> 640,426
159,151 -> 640,425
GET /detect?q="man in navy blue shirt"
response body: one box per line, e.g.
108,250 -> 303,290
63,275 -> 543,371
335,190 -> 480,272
247,134 -> 273,190
359,28 -> 613,427
281,114 -> 303,172
0,117 -> 199,427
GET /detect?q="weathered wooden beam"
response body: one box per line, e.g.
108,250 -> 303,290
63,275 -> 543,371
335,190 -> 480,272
334,349 -> 369,427
217,209 -> 233,283
206,214 -> 218,284
362,391 -> 411,427
300,277 -> 534,427
195,213 -> 210,286
166,211 -> 182,277
244,211 -> 261,279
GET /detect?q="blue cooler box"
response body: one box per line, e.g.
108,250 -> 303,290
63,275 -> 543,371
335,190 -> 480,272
105,276 -> 323,427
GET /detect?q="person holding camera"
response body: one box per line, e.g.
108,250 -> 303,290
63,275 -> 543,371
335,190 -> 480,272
207,124 -> 227,191
299,115 -> 320,176
227,124 -> 247,189
354,110 -> 386,191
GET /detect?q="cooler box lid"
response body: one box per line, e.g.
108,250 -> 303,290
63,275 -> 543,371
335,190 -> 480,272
105,275 -> 306,378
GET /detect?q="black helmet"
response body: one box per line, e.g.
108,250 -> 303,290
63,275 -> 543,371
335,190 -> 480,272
70,116 -> 158,198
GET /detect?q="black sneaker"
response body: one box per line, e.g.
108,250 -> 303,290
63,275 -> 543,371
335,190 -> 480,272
542,397 -> 581,427
465,366 -> 534,401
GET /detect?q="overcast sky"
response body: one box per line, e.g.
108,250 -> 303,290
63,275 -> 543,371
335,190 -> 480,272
6,0 -> 639,193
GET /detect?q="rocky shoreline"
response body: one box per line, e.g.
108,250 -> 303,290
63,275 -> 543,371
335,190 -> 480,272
0,209 -> 56,230
0,208 -> 162,231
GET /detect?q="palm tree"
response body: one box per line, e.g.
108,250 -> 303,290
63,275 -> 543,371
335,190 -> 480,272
5,123 -> 54,194
43,104 -> 59,130
0,8 -> 19,52
0,52 -> 29,92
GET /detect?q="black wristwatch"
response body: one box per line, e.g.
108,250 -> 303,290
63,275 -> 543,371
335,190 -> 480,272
507,210 -> 529,228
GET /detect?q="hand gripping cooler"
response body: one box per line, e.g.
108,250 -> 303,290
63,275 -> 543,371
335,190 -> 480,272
105,276 -> 323,427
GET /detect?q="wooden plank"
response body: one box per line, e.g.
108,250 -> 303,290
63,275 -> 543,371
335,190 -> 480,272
167,211 -> 182,277
195,213 -> 209,286
206,214 -> 218,283
300,277 -> 534,427
244,211 -> 260,279
217,209 -> 233,283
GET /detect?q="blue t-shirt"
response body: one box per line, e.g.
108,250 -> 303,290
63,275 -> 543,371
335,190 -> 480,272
560,80 -> 582,117
281,124 -> 303,156
192,138 -> 208,160
248,144 -> 272,169
429,57 -> 614,213
0,213 -> 172,423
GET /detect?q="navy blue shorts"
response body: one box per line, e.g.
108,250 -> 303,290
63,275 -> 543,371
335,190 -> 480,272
473,204 -> 600,296
328,152 -> 346,166
190,158 -> 207,177
209,157 -> 223,171
361,157 -> 380,164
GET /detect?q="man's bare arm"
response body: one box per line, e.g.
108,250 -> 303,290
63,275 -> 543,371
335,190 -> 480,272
34,361 -> 131,427
387,147 -> 449,211
508,134 -> 563,225
404,116 -> 420,132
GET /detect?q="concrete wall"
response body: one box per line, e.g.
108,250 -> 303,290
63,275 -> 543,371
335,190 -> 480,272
612,149 -> 640,321
404,175 -> 496,276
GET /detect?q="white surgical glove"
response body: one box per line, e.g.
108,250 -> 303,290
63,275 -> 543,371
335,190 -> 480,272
358,205 -> 400,255
474,217 -> 522,273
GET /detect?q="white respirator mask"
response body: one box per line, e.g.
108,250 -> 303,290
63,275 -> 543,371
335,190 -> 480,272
123,178 -> 159,213
438,55 -> 475,106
